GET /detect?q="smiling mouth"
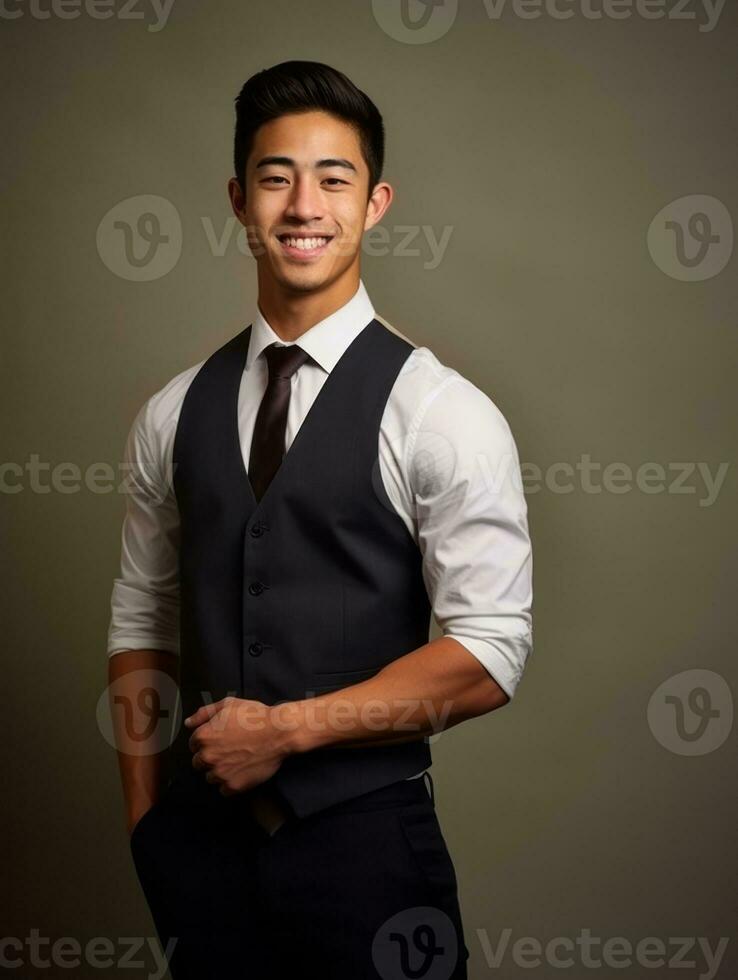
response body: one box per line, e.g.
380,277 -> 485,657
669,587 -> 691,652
276,234 -> 334,257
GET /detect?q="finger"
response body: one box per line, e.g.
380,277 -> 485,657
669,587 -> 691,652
184,701 -> 223,728
187,728 -> 206,754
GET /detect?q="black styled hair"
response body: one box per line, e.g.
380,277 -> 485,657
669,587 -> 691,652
233,60 -> 385,200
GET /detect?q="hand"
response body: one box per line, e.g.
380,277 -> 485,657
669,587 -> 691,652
184,696 -> 296,796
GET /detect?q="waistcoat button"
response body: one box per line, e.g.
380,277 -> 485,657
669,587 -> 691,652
248,642 -> 263,657
248,581 -> 265,596
250,522 -> 265,538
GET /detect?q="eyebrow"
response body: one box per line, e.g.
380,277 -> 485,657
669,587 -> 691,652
254,155 -> 358,174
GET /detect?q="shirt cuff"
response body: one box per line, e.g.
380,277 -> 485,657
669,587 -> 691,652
106,580 -> 180,656
443,632 -> 531,702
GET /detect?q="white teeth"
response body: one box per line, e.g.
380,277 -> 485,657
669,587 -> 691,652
281,237 -> 329,250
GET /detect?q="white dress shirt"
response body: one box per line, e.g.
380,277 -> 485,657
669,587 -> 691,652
107,280 -> 533,711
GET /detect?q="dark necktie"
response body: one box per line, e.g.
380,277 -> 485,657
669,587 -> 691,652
248,342 -> 311,502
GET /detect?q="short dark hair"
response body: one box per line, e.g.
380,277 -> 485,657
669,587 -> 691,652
233,60 -> 385,199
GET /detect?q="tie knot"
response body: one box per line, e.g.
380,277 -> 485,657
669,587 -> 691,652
263,343 -> 311,381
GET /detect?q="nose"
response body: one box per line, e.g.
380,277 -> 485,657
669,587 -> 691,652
283,175 -> 325,223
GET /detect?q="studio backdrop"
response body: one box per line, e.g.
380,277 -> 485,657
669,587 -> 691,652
3,1 -> 736,978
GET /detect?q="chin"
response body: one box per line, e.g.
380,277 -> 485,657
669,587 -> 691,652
274,268 -> 331,293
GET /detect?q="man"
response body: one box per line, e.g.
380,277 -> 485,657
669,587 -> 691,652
107,60 -> 533,979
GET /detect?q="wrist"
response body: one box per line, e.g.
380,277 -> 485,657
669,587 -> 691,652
269,699 -> 319,757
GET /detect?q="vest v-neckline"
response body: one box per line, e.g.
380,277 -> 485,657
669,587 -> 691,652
234,317 -> 377,510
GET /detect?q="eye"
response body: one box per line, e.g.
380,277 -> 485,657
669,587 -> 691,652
261,175 -> 348,187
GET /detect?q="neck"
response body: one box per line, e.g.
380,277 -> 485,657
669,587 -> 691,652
256,267 -> 361,342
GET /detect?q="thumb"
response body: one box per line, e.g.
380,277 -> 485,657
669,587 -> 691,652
184,700 -> 224,728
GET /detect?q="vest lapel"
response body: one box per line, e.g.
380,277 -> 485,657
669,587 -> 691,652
233,317 -> 376,511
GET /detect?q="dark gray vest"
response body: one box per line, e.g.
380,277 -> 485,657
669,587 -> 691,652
166,317 -> 432,817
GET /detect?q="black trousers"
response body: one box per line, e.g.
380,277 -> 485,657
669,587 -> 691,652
130,767 -> 470,979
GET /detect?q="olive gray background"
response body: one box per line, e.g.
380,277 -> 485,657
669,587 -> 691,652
3,0 -> 736,977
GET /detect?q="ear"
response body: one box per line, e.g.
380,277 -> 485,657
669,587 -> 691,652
227,176 -> 248,226
364,181 -> 394,233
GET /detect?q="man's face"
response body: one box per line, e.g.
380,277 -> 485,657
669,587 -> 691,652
230,110 -> 389,294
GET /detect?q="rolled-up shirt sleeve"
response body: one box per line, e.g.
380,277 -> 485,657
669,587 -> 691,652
107,397 -> 181,657
409,374 -> 533,701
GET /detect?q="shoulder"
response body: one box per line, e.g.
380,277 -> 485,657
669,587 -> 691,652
128,358 -> 207,458
377,316 -> 515,447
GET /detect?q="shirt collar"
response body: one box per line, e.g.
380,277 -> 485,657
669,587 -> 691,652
246,279 -> 376,374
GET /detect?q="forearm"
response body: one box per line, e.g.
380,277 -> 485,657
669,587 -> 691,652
107,648 -> 179,830
278,636 -> 510,755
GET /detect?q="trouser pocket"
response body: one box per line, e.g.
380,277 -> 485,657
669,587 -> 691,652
397,803 -> 461,900
396,802 -> 470,970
